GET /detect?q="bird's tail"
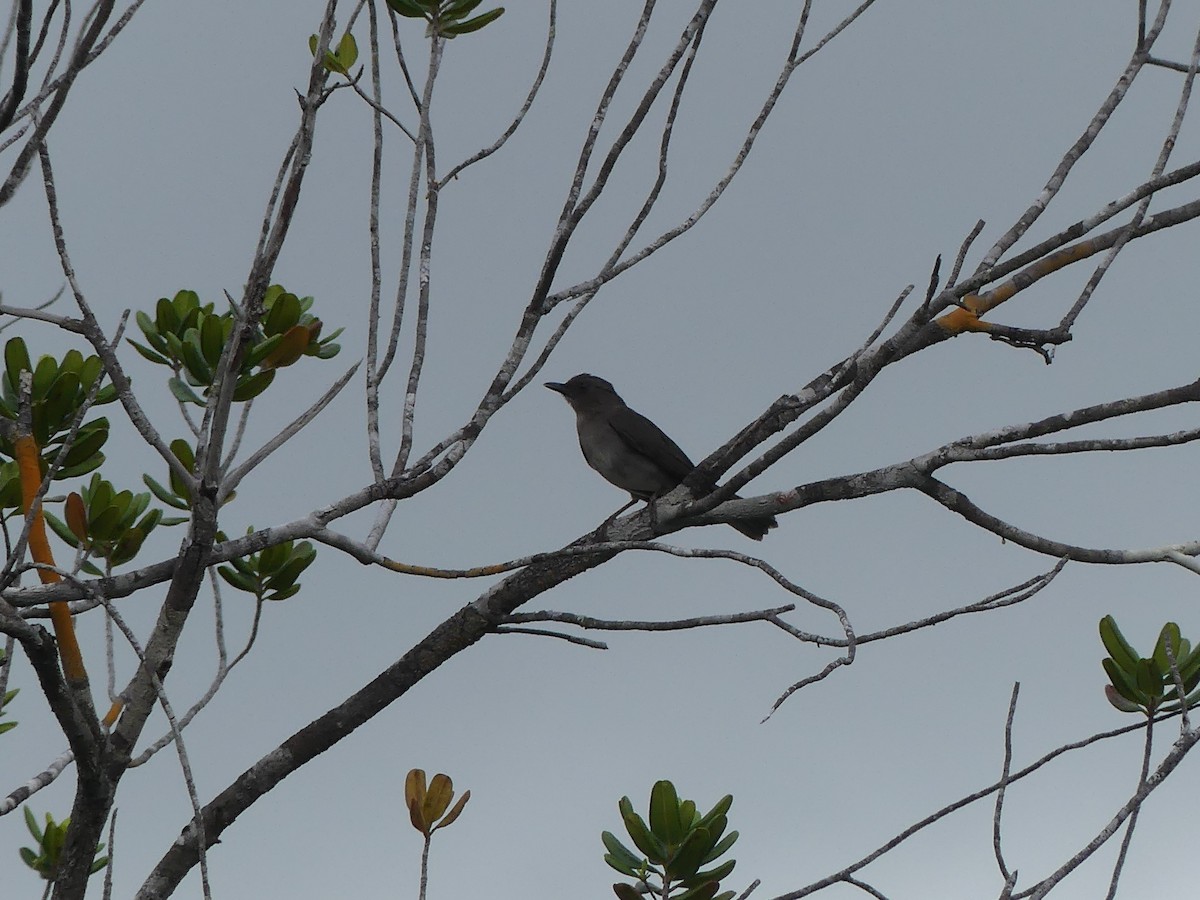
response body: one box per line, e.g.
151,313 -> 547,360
729,514 -> 777,541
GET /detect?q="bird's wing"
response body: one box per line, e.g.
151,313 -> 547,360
608,406 -> 696,484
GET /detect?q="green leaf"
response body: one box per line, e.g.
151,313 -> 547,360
1135,657 -> 1164,701
180,329 -> 214,384
1099,616 -> 1140,675
43,371 -> 82,431
31,355 -> 58,401
602,831 -> 646,874
171,289 -> 202,322
59,348 -> 83,376
258,540 -> 291,574
56,453 -> 106,480
679,799 -> 697,830
337,32 -> 358,68
128,338 -> 172,366
155,296 -> 180,334
681,858 -> 735,889
143,474 -> 190,510
43,510 -> 81,548
267,583 -> 301,602
88,505 -> 125,543
702,830 -> 738,865
244,334 -> 284,368
263,291 -> 301,336
5,337 -> 32,395
322,51 -> 346,74
619,797 -> 667,864
604,854 -> 641,879
386,0 -> 431,17
675,882 -> 720,900
649,780 -> 683,846
24,805 -> 41,842
441,7 -> 503,35
168,376 -> 205,406
666,827 -> 711,881
110,526 -> 148,564
218,566 -> 260,594
1153,622 -> 1184,679
200,313 -> 227,368
267,543 -> 316,590
443,0 -> 483,19
135,308 -> 159,336
314,342 -> 342,359
697,795 -> 733,829
232,369 -> 275,402
1103,657 -> 1146,707
61,419 -> 110,468
168,439 -> 196,497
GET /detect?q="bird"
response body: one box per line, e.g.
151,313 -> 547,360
545,373 -> 777,540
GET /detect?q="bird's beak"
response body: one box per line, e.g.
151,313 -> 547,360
544,381 -> 567,394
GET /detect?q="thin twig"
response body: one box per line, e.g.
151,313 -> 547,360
975,1 -> 1171,272
437,0 -> 557,186
992,684 -> 1020,886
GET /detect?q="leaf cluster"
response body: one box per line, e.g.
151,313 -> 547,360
44,473 -> 181,572
19,808 -> 107,881
0,337 -> 114,508
385,0 -> 505,38
1100,615 -> 1200,715
309,32 -> 359,75
142,438 -> 213,513
217,527 -> 316,603
604,781 -> 738,900
129,287 -> 341,407
405,768 -> 470,837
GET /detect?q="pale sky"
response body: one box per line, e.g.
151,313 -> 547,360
4,1 -> 1200,898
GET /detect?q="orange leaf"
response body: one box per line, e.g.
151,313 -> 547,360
65,492 -> 88,542
259,325 -> 310,370
407,796 -> 428,836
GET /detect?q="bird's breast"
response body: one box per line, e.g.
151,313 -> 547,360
576,416 -> 674,498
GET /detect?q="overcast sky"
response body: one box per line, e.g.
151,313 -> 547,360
5,1 -> 1200,897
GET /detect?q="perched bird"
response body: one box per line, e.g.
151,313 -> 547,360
545,373 -> 777,540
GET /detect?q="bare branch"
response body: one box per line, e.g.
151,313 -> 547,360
505,604 -> 796,632
220,361 -> 360,499
1021,724 -> 1197,900
975,1 -> 1171,271
493,626 -> 607,649
778,715 -> 1174,899
438,0 -> 557,186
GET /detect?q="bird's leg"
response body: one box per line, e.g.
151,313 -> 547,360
600,496 -> 641,537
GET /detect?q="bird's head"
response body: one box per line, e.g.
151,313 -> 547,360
544,373 -> 623,410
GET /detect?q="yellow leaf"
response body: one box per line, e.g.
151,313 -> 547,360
405,768 -> 427,808
423,773 -> 454,824
432,789 -> 470,832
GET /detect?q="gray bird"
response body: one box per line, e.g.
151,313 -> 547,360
545,373 -> 777,540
